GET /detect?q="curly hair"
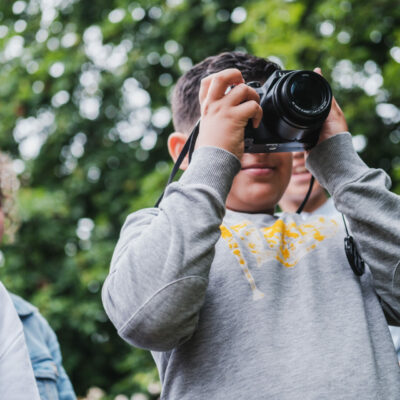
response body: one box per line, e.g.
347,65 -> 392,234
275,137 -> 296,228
171,51 -> 281,134
0,152 -> 20,242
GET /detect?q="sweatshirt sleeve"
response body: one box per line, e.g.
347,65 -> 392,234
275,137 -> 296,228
306,133 -> 400,325
102,146 -> 241,351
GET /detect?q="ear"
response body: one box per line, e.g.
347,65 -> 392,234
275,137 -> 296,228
167,132 -> 189,170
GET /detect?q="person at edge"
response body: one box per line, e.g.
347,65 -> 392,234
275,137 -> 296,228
102,52 -> 400,399
0,281 -> 40,400
279,150 -> 400,365
0,151 -> 76,400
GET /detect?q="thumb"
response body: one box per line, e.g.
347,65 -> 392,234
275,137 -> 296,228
313,67 -> 323,76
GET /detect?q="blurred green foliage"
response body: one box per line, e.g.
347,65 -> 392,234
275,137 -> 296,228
0,0 -> 398,398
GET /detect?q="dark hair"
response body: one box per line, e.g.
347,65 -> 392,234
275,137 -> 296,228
171,51 -> 281,134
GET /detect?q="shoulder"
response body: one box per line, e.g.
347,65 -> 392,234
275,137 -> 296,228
9,292 -> 37,318
9,293 -> 56,343
0,284 -> 23,326
0,280 -> 9,300
123,207 -> 160,227
0,283 -> 26,356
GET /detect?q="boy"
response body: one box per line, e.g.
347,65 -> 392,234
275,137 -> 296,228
102,52 -> 400,399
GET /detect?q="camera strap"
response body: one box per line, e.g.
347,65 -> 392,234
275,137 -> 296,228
155,120 -> 200,207
342,214 -> 365,276
296,176 -> 315,214
295,176 -> 364,276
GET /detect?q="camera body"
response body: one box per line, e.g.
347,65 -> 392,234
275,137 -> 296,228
244,70 -> 332,153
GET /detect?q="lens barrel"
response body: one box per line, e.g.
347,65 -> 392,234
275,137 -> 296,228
275,71 -> 332,127
244,69 -> 333,153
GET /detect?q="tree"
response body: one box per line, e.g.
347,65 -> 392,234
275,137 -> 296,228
0,0 -> 248,397
0,0 -> 398,397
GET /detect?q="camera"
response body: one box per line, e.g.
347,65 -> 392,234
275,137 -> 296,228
244,70 -> 332,153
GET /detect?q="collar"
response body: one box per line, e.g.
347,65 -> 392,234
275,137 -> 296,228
9,292 -> 37,317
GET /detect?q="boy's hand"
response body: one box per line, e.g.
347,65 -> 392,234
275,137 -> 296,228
314,67 -> 348,144
196,68 -> 263,160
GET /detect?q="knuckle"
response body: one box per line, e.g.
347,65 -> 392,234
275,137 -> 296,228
202,101 -> 220,116
224,68 -> 241,75
201,74 -> 215,82
217,68 -> 243,82
201,103 -> 210,115
226,109 -> 235,120
253,90 -> 261,102
213,103 -> 223,115
247,86 -> 260,100
249,100 -> 259,109
233,83 -> 247,95
200,75 -> 212,85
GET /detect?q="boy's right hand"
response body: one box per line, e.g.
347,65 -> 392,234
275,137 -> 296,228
196,68 -> 263,160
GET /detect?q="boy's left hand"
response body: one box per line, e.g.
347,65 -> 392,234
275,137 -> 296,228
313,67 -> 348,145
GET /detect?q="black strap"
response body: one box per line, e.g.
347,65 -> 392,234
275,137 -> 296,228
342,214 -> 365,276
296,176 -> 315,214
155,121 -> 200,207
295,177 -> 364,276
188,120 -> 200,163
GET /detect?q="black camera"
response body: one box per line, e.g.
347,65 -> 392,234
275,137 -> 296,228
244,70 -> 332,153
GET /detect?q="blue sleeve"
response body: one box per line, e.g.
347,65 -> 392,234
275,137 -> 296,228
41,316 -> 76,400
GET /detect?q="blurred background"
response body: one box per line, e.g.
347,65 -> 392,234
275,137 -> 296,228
0,0 -> 399,398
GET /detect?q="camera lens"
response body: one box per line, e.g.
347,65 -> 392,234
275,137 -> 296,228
275,71 -> 331,124
289,75 -> 325,113
244,69 -> 333,150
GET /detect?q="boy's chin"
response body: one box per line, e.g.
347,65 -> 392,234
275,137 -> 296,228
226,203 -> 276,214
226,194 -> 278,214
226,181 -> 286,214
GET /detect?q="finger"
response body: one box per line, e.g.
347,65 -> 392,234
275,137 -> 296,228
225,83 -> 260,107
234,100 -> 263,128
326,95 -> 343,119
199,76 -> 213,105
313,67 -> 322,76
205,69 -> 244,103
331,96 -> 343,113
321,94 -> 349,136
199,70 -> 244,105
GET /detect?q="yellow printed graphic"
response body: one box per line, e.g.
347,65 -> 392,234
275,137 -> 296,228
220,224 -> 266,300
220,217 -> 338,300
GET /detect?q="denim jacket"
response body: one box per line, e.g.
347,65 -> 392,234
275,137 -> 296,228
10,293 -> 76,400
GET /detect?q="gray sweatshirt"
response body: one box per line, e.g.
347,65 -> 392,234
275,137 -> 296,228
102,133 -> 400,399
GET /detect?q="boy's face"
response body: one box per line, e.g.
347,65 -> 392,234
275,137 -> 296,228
282,151 -> 325,203
168,132 -> 292,214
226,152 -> 293,214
